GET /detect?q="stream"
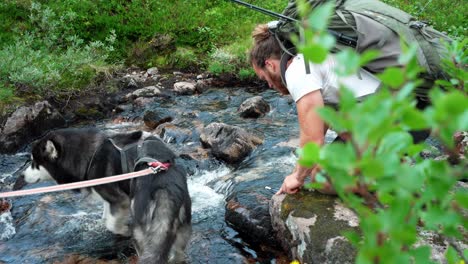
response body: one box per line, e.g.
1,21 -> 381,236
0,85 -> 337,263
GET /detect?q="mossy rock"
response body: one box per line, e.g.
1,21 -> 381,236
272,191 -> 359,264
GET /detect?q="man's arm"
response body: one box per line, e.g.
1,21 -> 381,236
295,89 -> 326,181
277,90 -> 326,194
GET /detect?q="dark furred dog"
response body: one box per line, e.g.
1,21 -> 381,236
22,128 -> 192,263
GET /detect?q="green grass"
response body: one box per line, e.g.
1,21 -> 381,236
382,0 -> 467,39
0,0 -> 465,113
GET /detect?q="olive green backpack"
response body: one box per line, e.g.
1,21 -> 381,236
276,0 -> 453,99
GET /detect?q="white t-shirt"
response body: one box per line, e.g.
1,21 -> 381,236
285,54 -> 381,104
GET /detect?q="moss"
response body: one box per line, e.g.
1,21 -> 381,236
75,107 -> 104,119
280,191 -> 336,220
281,191 -> 358,263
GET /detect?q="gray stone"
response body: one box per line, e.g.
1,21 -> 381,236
174,81 -> 197,95
199,122 -> 263,164
124,85 -> 161,100
238,96 -> 270,118
146,67 -> 159,76
142,110 -> 172,130
269,192 -> 358,264
0,101 -> 66,154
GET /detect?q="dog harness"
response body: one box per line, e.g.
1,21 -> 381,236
108,138 -> 170,175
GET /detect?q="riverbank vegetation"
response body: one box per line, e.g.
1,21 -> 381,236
0,0 -> 466,113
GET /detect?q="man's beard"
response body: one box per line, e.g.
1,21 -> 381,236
271,72 -> 289,95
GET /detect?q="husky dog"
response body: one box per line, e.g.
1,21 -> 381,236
22,128 -> 192,263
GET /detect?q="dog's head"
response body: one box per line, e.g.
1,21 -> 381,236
22,128 -> 106,184
22,135 -> 60,183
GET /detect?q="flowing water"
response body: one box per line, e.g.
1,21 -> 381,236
0,86 -> 337,263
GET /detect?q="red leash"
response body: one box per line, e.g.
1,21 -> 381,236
0,162 -> 170,199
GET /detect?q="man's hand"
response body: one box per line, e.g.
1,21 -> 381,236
276,172 -> 305,195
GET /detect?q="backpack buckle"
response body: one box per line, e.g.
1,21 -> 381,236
410,21 -> 426,30
267,20 -> 280,30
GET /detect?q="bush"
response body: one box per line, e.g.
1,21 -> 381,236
295,3 -> 467,264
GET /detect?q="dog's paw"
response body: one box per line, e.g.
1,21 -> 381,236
105,213 -> 131,236
106,222 -> 131,236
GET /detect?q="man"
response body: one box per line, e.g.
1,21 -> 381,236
249,24 -> 386,195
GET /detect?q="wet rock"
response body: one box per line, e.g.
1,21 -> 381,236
225,192 -> 280,249
0,202 -> 15,241
155,123 -> 192,144
142,110 -> 173,130
146,67 -> 159,77
199,122 -> 263,164
174,81 -> 197,95
0,200 -> 11,213
52,254 -> 129,264
113,104 -> 133,113
454,131 -> 467,155
196,73 -> 211,80
177,147 -> 219,175
133,97 -> 155,107
238,96 -> 270,118
270,192 -> 358,264
0,101 -> 66,154
196,78 -> 214,93
126,78 -> 139,89
124,85 -> 162,101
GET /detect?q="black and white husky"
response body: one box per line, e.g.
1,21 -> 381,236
22,128 -> 192,263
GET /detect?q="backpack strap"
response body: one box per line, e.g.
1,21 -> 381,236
280,49 -> 311,88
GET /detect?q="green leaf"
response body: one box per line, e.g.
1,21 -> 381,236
455,191 -> 468,208
359,158 -> 385,179
316,33 -> 336,50
395,82 -> 416,101
297,142 -> 320,167
377,131 -> 413,155
301,44 -> 328,63
359,50 -> 380,67
401,108 -> 430,130
398,42 -> 418,65
304,182 -> 325,190
317,107 -> 348,132
343,231 -> 360,246
315,171 -> 327,183
378,67 -> 405,88
410,246 -> 433,264
307,2 -> 334,32
446,246 -> 461,264
335,48 -> 360,76
338,86 -> 357,112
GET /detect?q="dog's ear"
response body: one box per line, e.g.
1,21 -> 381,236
109,131 -> 143,147
44,140 -> 59,160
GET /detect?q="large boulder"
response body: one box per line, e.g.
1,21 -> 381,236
199,122 -> 263,164
225,191 -> 281,250
269,188 -> 468,263
0,101 -> 66,154
270,192 -> 359,264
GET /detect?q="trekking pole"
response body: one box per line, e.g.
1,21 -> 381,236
230,0 -> 298,22
229,0 -> 357,47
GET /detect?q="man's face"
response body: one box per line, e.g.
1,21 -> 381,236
253,60 -> 289,95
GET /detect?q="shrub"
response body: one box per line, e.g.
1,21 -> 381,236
294,3 -> 467,264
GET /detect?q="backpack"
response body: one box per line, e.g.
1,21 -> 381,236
275,0 -> 453,100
